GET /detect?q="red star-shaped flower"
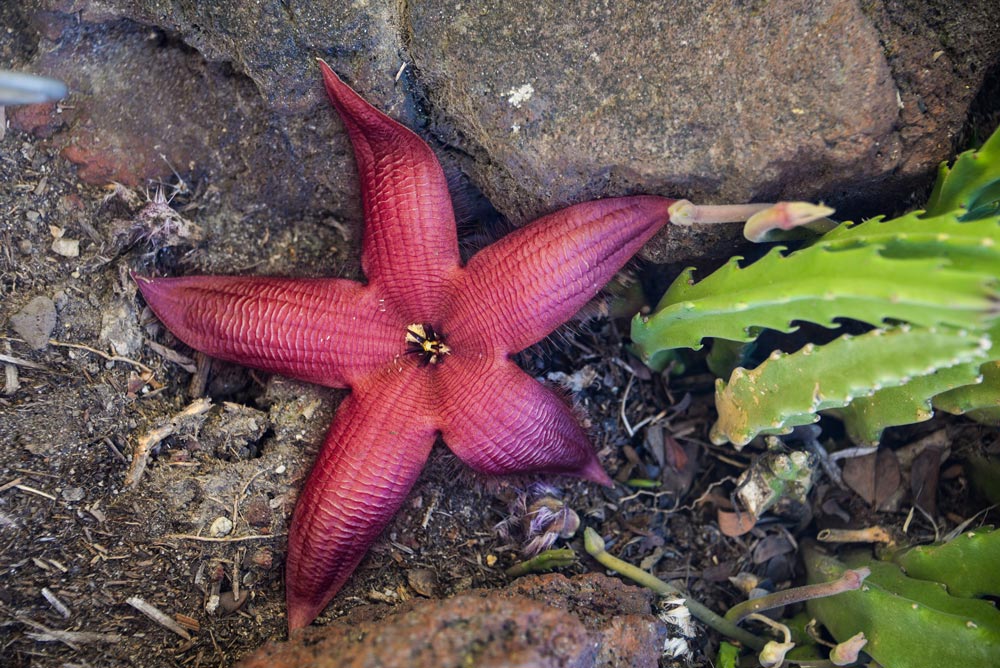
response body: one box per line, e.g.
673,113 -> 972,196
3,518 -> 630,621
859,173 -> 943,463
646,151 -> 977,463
135,61 -> 675,631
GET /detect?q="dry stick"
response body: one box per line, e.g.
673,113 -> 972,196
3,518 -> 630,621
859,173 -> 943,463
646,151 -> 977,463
17,616 -> 122,649
126,596 -> 192,641
49,339 -> 154,374
583,527 -> 766,651
724,567 -> 870,624
125,397 -> 212,487
41,587 -> 71,619
166,533 -> 279,543
817,526 -> 893,545
0,352 -> 50,370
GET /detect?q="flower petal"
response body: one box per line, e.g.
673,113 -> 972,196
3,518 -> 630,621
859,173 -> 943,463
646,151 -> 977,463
135,274 -> 399,388
319,60 -> 460,322
446,196 -> 674,354
286,365 -> 437,631
437,354 -> 612,486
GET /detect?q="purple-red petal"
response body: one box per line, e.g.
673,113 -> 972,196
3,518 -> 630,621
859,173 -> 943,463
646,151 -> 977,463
445,196 -> 674,354
436,353 -> 612,486
286,365 -> 437,631
135,274 -> 400,388
318,60 -> 460,323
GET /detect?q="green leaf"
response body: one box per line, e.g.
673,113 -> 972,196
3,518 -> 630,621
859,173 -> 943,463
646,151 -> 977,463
924,125 -> 1000,219
804,544 -> 1000,668
889,528 -> 1000,599
630,243 -> 997,357
815,210 -> 1000,274
832,360 -> 987,445
933,360 -> 1000,419
710,326 -> 991,447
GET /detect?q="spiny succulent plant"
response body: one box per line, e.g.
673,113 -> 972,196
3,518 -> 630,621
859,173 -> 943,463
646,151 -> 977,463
803,529 -> 1000,668
632,124 -> 1000,447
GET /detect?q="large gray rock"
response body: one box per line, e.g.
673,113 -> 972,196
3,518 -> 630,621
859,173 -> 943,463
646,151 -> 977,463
408,0 -> 999,260
11,0 -> 1000,265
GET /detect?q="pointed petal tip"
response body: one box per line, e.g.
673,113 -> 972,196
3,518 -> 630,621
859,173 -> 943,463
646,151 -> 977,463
580,458 -> 614,488
286,588 -> 329,634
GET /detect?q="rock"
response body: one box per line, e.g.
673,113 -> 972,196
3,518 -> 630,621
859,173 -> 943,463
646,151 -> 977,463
50,236 -> 79,257
11,1 -> 1000,266
60,486 -> 85,502
17,0 -> 410,223
236,573 -> 673,668
209,516 -> 234,538
9,295 -> 57,350
98,298 -> 143,356
409,0 -> 1000,261
412,0 -> 894,215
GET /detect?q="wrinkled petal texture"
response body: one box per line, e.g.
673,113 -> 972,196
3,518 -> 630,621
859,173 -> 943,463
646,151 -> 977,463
446,196 -> 674,355
135,275 -> 400,388
437,354 -> 612,486
286,364 -> 437,631
319,60 -> 460,322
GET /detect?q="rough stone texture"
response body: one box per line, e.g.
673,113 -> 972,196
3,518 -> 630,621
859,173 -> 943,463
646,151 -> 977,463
8,295 -> 57,350
10,0 -> 422,238
408,0 -> 999,261
236,573 -> 670,668
411,0 -> 895,213
9,0 -> 1000,266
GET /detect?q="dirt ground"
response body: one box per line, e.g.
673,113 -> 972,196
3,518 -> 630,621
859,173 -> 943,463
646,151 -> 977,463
2,8 -> 1000,668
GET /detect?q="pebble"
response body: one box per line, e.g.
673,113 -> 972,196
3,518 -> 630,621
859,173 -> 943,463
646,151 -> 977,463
210,516 -> 234,537
10,295 -> 57,350
61,487 -> 85,502
51,237 -> 80,257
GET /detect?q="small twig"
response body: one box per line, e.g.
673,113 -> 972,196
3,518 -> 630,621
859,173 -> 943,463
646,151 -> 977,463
0,352 -> 50,370
0,477 -> 23,493
165,533 -> 279,542
17,616 -> 122,650
126,596 -> 192,641
817,526 -> 893,545
583,527 -> 766,650
48,339 -> 154,374
125,397 -> 212,487
724,568 -> 870,624
15,484 -> 56,500
828,446 -> 879,462
41,587 -> 72,618
619,374 -> 637,436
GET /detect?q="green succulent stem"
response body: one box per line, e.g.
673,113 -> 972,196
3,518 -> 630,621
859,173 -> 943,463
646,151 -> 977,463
504,548 -> 576,577
724,567 -> 870,623
583,527 -> 767,650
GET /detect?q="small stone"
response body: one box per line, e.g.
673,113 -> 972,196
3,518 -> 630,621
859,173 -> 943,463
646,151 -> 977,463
99,299 -> 143,356
51,237 -> 80,257
9,296 -> 57,350
25,210 -> 41,222
219,589 -> 249,614
243,497 -> 273,528
18,239 -> 33,254
250,547 -> 274,570
406,568 -> 438,597
210,516 -> 234,537
61,487 -> 85,502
